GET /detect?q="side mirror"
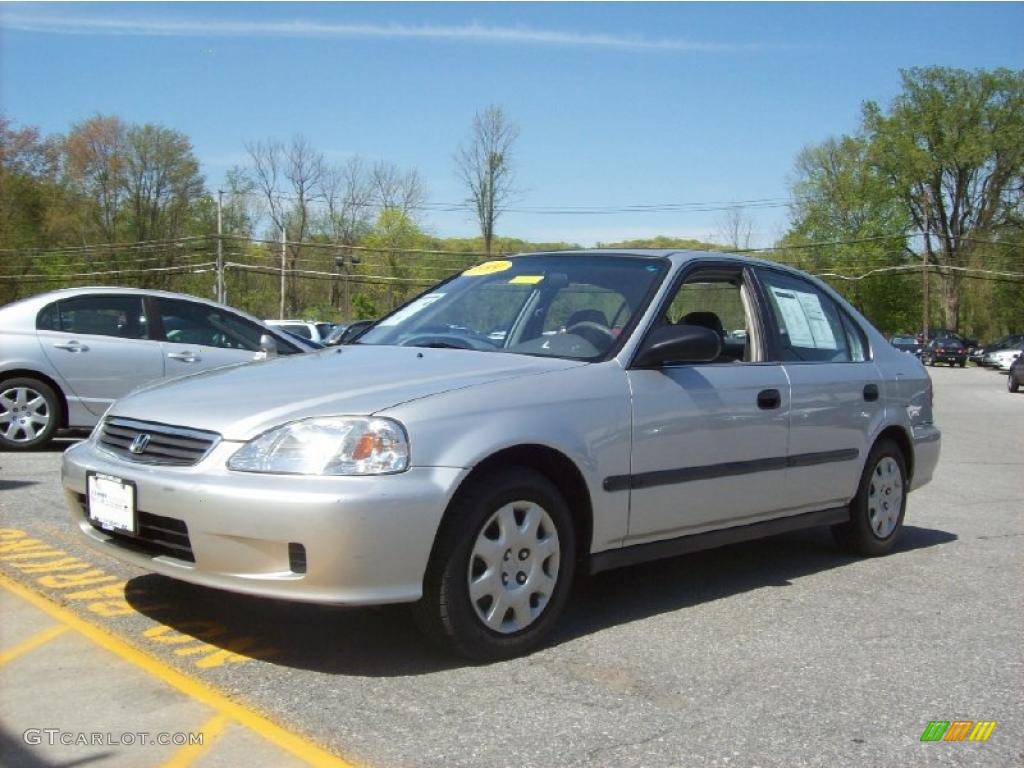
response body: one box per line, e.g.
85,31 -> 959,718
633,324 -> 721,368
258,333 -> 278,358
339,319 -> 375,344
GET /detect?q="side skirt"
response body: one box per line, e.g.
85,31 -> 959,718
588,506 -> 851,575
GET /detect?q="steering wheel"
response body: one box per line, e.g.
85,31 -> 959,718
565,321 -> 616,350
398,333 -> 483,350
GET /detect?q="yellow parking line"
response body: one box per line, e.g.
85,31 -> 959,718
0,624 -> 69,665
0,574 -> 358,768
158,713 -> 230,768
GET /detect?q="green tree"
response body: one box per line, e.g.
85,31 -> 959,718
786,134 -> 918,333
63,114 -> 128,242
864,67 -> 1024,330
123,123 -> 205,242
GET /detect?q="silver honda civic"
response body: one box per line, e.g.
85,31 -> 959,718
62,250 -> 941,659
0,287 -> 315,449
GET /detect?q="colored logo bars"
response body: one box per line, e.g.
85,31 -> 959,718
920,721 -> 997,742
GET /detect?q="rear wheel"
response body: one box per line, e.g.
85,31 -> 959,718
0,378 -> 60,450
414,467 -> 576,660
833,439 -> 907,557
1009,373 -> 1020,393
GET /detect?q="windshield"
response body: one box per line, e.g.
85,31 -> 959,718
357,255 -> 667,361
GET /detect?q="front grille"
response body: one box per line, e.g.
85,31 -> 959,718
80,493 -> 195,562
99,417 -> 219,466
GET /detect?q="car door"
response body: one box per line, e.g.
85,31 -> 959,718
755,267 -> 883,512
154,297 -> 279,377
35,293 -> 165,416
624,263 -> 792,545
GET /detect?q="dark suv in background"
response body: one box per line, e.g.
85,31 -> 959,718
922,338 -> 967,367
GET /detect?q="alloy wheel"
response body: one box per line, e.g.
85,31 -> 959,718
0,386 -> 51,444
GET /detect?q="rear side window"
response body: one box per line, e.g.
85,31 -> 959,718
37,295 -> 148,339
279,324 -> 312,339
158,299 -> 301,355
759,270 -> 865,363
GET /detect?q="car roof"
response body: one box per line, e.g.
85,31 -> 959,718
508,248 -> 808,276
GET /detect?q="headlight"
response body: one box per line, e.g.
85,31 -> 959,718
227,417 -> 409,475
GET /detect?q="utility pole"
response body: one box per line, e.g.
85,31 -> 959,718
922,190 -> 931,342
340,250 -> 351,321
280,225 -> 286,320
216,190 -> 224,304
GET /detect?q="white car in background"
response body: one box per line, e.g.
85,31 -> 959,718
265,320 -> 334,344
986,347 -> 1022,371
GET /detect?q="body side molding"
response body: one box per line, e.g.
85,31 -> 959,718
589,506 -> 851,574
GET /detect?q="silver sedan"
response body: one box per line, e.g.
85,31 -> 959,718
62,250 -> 940,659
0,287 -> 315,449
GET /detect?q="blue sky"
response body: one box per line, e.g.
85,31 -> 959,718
2,2 -> 1022,246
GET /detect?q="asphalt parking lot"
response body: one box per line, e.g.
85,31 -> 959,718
1,364 -> 1021,768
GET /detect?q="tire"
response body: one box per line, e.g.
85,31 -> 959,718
832,439 -> 907,557
413,467 -> 576,661
0,377 -> 60,450
1009,374 -> 1020,393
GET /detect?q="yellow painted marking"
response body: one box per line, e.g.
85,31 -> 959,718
463,260 -> 512,276
0,574 -> 357,767
158,713 -> 230,768
969,721 -> 997,741
0,624 -> 70,665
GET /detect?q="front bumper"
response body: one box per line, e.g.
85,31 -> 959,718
62,439 -> 467,605
910,424 -> 941,491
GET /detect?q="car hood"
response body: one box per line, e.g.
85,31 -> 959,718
107,345 -> 586,440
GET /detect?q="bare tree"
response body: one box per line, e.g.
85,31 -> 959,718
716,206 -> 753,251
455,105 -> 520,255
319,156 -> 375,314
370,160 -> 426,216
241,136 -> 324,314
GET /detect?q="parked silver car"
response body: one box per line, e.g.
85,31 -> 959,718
1,287 -> 315,449
62,251 -> 940,659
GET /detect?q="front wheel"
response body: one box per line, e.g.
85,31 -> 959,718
414,467 -> 576,661
1009,374 -> 1020,393
833,439 -> 907,557
0,378 -> 60,450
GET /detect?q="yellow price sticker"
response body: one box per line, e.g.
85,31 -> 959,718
463,260 -> 513,276
509,275 -> 544,285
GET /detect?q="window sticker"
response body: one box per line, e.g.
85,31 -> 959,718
509,275 -> 544,285
378,293 -> 445,327
794,290 -> 837,349
463,260 -> 513,277
769,287 -> 814,347
769,286 -> 837,350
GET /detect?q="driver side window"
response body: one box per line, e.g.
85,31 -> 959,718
659,271 -> 759,363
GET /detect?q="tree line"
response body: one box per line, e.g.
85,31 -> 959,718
2,67 -> 1021,338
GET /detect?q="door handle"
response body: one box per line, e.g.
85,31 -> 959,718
53,341 -> 88,352
757,388 -> 782,410
167,352 -> 200,363
863,383 -> 880,402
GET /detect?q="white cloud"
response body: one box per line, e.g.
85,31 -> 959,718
2,13 -> 767,53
